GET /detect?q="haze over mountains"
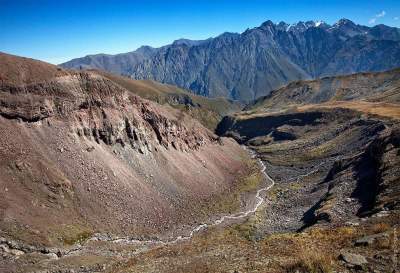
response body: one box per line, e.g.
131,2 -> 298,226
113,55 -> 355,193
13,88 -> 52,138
61,19 -> 400,102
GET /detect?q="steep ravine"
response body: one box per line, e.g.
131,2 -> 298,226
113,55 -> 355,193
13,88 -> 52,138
94,149 -> 271,230
0,53 -> 257,258
2,105 -> 399,272
2,53 -> 399,272
0,146 -> 280,272
1,53 -> 286,273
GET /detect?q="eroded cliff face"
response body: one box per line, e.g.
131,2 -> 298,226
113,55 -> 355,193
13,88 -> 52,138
0,54 -> 254,248
0,70 -> 214,150
308,126 -> 400,226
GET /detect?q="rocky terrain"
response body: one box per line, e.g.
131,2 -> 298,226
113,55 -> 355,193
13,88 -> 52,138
93,69 -> 242,131
213,71 -> 400,272
1,52 -> 399,273
217,108 -> 399,228
61,19 -> 400,102
0,53 -> 264,272
37,77 -> 397,272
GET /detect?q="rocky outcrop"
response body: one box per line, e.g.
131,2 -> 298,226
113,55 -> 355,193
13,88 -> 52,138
309,126 -> 400,224
216,109 -> 357,143
339,251 -> 368,269
0,70 -> 214,153
84,69 -> 242,131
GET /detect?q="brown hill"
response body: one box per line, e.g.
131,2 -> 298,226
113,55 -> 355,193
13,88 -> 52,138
246,68 -> 400,112
0,52 -> 69,85
0,53 -> 258,251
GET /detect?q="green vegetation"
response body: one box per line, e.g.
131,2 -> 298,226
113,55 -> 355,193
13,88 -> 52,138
199,153 -> 264,218
49,224 -> 93,246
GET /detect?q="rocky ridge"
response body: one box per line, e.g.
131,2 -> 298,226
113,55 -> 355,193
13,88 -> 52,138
246,68 -> 400,112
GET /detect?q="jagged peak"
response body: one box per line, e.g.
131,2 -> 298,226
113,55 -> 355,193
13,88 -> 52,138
260,20 -> 275,28
255,19 -> 333,34
171,37 -> 214,47
334,18 -> 356,27
136,45 -> 155,51
285,20 -> 330,32
217,32 -> 240,39
134,45 -> 156,55
172,38 -> 197,46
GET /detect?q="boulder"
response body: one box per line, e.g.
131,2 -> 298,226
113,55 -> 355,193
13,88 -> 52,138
355,233 -> 389,247
339,250 -> 368,268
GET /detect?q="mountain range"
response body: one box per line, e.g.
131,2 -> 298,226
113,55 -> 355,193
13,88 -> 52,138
61,19 -> 400,102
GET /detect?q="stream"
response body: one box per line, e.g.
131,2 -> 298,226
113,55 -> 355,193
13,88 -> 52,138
75,147 -> 275,252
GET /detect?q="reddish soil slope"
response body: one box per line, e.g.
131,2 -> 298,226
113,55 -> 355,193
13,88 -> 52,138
0,53 -> 253,247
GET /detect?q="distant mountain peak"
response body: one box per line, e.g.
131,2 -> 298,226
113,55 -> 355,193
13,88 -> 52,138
260,20 -> 275,28
218,32 -> 240,39
172,38 -> 211,47
336,18 -> 355,26
280,20 -> 330,32
329,18 -> 368,38
269,19 -> 359,33
136,45 -> 154,51
135,45 -> 156,54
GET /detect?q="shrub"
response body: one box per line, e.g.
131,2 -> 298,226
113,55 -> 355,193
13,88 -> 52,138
285,249 -> 333,273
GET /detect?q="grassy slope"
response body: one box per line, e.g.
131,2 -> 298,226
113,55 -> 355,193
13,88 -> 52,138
110,214 -> 398,273
246,68 -> 400,113
298,101 -> 400,120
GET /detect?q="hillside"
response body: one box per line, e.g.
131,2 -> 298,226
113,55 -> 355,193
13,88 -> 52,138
246,68 -> 400,112
1,52 -> 400,273
126,105 -> 399,272
61,19 -> 400,102
58,46 -> 158,75
93,69 -> 241,130
0,52 -> 263,272
212,70 -> 400,272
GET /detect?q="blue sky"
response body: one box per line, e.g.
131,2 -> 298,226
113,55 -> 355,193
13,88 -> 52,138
1,0 -> 400,64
